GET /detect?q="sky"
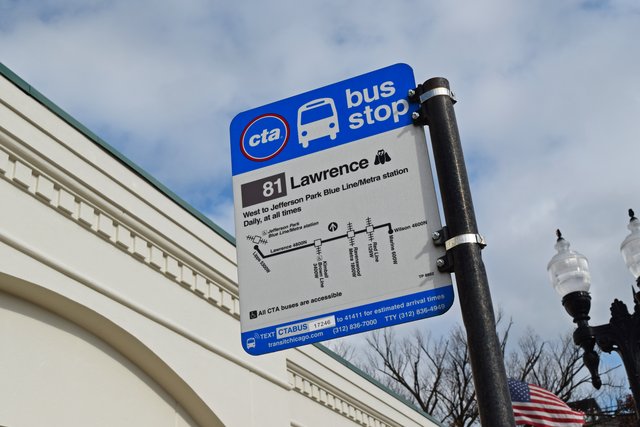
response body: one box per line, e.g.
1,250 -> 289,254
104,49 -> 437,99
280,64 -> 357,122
2,0 -> 640,359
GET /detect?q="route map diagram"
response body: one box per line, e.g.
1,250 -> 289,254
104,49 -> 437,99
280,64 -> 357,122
253,219 -> 391,260
251,217 -> 395,288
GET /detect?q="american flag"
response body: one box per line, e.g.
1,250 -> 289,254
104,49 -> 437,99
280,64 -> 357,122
508,378 -> 585,426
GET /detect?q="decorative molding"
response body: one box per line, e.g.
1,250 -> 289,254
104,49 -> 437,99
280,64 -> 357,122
0,143 -> 239,319
0,228 -> 291,392
287,363 -> 401,427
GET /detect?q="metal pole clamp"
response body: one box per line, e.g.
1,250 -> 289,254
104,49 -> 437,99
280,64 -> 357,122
419,87 -> 457,104
445,233 -> 486,251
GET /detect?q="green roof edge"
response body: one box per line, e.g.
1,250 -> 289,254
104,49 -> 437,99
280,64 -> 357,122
0,62 -> 235,245
1,62 -> 441,423
312,343 -> 444,426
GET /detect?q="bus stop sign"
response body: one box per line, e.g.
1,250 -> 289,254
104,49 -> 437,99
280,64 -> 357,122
230,64 -> 453,355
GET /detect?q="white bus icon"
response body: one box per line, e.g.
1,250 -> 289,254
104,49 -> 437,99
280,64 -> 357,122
297,98 -> 339,148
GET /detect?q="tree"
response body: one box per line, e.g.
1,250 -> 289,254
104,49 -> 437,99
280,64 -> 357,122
505,328 -> 608,402
362,326 -> 479,426
612,394 -> 637,426
333,320 -> 623,427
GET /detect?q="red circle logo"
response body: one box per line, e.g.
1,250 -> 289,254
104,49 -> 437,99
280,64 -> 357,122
240,114 -> 289,161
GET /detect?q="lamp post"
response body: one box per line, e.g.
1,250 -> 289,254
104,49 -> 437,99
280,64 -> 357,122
548,209 -> 640,420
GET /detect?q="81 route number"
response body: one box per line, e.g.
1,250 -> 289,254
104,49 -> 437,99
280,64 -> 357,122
240,172 -> 288,208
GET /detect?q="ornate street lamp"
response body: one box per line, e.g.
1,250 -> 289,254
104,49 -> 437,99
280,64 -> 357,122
548,209 -> 640,419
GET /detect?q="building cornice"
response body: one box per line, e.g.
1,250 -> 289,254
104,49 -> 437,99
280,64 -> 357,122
0,136 -> 240,318
288,361 -> 404,427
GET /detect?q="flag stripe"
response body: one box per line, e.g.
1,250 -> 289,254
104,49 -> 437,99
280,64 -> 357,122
513,401 -> 583,414
512,408 -> 585,422
512,407 -> 584,419
513,414 -> 584,427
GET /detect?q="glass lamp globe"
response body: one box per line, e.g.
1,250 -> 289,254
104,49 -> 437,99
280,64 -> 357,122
547,231 -> 591,297
621,209 -> 640,281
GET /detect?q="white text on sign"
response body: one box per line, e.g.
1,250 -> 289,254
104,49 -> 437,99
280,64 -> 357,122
346,81 -> 410,129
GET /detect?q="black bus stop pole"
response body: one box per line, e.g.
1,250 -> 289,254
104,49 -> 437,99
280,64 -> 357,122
410,77 -> 515,427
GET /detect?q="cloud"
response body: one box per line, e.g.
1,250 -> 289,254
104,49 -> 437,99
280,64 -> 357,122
1,0 -> 640,344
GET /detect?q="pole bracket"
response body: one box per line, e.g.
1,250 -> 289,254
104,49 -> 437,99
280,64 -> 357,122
431,227 -> 449,246
432,227 -> 454,273
408,85 -> 457,126
434,232 -> 486,273
419,87 -> 457,104
445,233 -> 486,251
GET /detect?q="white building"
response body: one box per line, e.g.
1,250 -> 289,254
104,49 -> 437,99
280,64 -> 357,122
0,63 -> 442,427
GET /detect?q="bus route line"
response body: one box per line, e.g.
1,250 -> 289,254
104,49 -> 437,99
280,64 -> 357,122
254,223 -> 393,259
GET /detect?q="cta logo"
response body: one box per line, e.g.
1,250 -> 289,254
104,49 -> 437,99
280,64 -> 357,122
240,113 -> 289,161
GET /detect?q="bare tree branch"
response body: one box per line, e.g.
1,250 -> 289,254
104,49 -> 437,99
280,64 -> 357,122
355,316 -> 624,426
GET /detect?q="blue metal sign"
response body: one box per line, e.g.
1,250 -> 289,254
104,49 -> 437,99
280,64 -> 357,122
231,63 -> 415,175
230,64 -> 453,355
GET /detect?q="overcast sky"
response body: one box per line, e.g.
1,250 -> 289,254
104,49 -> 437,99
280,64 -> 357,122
2,0 -> 640,351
